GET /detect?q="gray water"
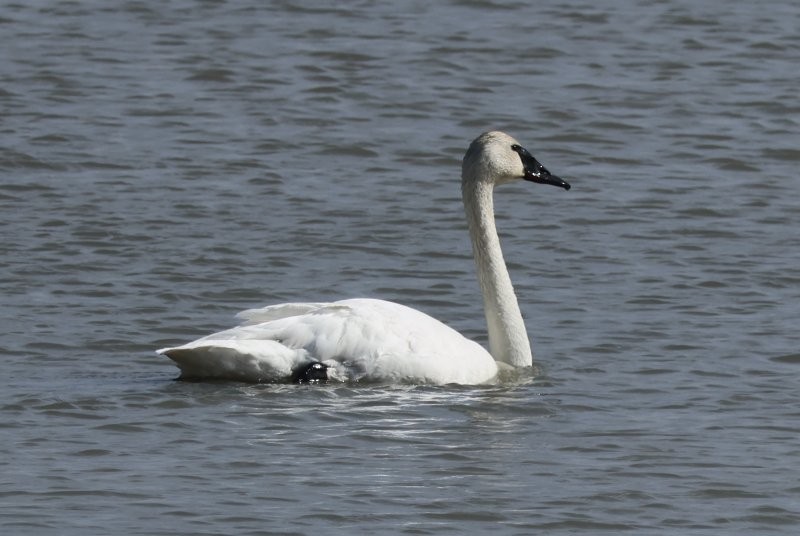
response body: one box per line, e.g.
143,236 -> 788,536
2,1 -> 799,534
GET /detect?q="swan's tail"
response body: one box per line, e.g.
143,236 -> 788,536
158,340 -> 310,382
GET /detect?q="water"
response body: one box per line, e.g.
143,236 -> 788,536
2,0 -> 799,533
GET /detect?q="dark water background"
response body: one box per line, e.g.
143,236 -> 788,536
2,1 -> 799,534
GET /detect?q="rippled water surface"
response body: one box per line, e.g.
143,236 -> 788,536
2,1 -> 799,534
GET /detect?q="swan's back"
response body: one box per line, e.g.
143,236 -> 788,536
159,298 -> 498,384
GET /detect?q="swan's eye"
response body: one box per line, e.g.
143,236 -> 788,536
510,144 -> 529,157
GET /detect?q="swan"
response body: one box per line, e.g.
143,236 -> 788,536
158,131 -> 570,384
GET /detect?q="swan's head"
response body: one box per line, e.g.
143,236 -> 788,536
462,131 -> 571,190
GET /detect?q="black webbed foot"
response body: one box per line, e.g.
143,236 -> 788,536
291,362 -> 329,384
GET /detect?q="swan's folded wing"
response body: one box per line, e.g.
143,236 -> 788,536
157,302 -> 352,381
235,302 -> 332,325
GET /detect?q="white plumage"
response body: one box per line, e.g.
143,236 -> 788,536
163,299 -> 498,384
158,131 -> 570,384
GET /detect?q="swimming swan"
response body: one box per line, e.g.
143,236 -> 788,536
158,131 -> 570,384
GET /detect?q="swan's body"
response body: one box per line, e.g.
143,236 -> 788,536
159,131 -> 570,384
163,298 -> 499,384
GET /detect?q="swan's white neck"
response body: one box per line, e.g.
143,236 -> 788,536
462,180 -> 533,367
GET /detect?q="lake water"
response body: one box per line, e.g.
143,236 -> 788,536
2,0 -> 799,534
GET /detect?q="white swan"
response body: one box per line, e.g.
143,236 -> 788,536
158,131 -> 570,384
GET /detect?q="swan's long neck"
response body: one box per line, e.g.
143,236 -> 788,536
462,180 -> 533,367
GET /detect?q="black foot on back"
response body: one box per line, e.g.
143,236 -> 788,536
292,362 -> 329,384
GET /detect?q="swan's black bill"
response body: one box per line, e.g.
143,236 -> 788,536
511,144 -> 571,191
292,361 -> 329,384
